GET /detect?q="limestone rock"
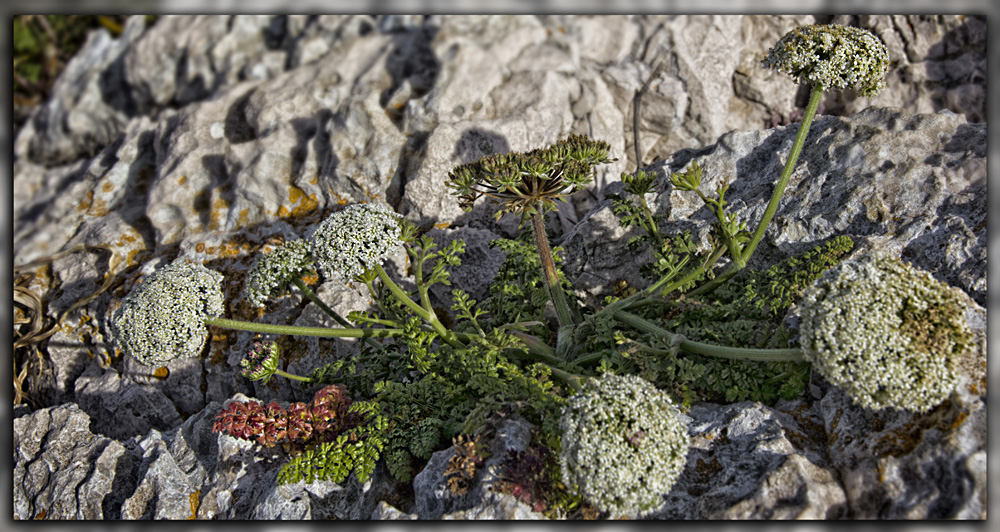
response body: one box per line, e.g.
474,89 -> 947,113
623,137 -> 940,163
562,108 -> 986,307
14,403 -> 133,519
12,15 -> 988,521
652,401 -> 847,519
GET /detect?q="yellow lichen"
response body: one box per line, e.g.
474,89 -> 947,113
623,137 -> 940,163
187,490 -> 201,520
78,190 -> 94,212
209,198 -> 229,230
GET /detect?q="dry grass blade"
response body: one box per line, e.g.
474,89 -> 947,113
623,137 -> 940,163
12,244 -> 123,405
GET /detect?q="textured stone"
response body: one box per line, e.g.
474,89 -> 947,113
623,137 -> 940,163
14,404 -> 132,519
21,16 -> 148,167
652,401 -> 847,519
562,108 -> 986,307
412,415 -> 543,520
12,14 -> 988,520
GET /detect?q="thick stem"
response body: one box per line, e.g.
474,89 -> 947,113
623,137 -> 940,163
688,86 -> 824,299
373,264 -> 464,348
741,84 -> 824,265
206,317 -> 406,339
613,311 -> 804,362
531,210 -> 576,327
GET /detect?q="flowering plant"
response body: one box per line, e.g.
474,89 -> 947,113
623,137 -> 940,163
106,23 -> 973,517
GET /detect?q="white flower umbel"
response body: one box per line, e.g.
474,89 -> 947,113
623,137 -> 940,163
309,202 -> 402,282
762,24 -> 890,97
109,260 -> 224,366
559,373 -> 689,518
800,253 -> 971,412
244,238 -> 313,307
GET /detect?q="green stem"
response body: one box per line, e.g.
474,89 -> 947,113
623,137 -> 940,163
687,86 -> 824,299
613,311 -> 804,362
373,264 -> 464,349
548,366 -> 585,393
741,84 -> 824,265
273,368 -> 313,383
503,344 -> 585,393
685,261 -> 741,298
638,195 -> 664,249
291,277 -> 384,351
507,329 -> 562,366
413,250 -> 434,314
205,317 -> 406,339
531,210 -> 576,328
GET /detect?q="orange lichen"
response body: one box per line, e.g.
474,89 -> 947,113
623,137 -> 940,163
237,209 -> 250,227
874,400 -> 969,458
433,222 -> 451,229
195,243 -> 206,253
102,181 -> 115,193
178,175 -> 188,186
87,195 -> 110,217
78,190 -> 94,212
209,198 -> 230,230
187,490 -> 201,520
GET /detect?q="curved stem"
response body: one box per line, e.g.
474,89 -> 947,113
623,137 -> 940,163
613,311 -> 804,362
531,211 -> 577,327
373,264 -> 464,349
503,345 -> 585,393
741,84 -> 824,265
273,368 -> 313,383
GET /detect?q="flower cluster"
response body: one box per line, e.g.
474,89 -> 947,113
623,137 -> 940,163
212,384 -> 355,448
309,202 -> 403,282
559,373 -> 690,518
244,238 -> 313,307
762,24 -> 889,97
799,253 -> 971,412
239,341 -> 280,383
108,259 -> 224,366
446,133 -> 615,223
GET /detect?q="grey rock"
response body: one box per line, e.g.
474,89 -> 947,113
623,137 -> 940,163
22,16 -> 148,166
562,108 -> 986,307
412,415 -> 544,520
371,500 -> 418,519
14,403 -> 133,519
74,365 -> 185,441
425,226 -> 507,308
652,401 -> 847,519
11,14 -> 988,520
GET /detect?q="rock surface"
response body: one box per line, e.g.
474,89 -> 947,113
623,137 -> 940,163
13,15 -> 987,520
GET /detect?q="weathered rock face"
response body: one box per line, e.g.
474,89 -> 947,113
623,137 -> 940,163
13,14 -> 987,520
561,107 -> 987,308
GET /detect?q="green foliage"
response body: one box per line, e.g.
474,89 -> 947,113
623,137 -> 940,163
482,233 -> 576,338
277,401 -> 387,485
608,169 -> 709,291
584,237 -> 853,405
